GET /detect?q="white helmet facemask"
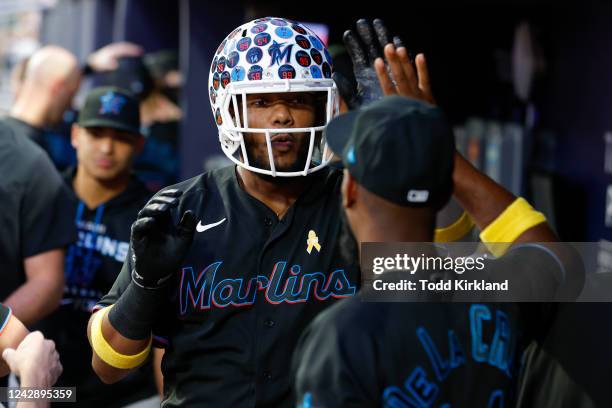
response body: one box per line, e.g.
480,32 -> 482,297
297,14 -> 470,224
208,17 -> 339,177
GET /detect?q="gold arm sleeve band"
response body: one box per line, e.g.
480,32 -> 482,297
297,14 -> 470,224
91,305 -> 152,370
479,197 -> 547,257
434,211 -> 475,242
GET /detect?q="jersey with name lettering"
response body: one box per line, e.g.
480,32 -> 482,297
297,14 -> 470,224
293,246 -> 563,408
96,165 -> 359,407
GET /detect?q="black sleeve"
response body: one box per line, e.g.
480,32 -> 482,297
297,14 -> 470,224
293,308 -> 378,407
21,151 -> 76,257
95,249 -> 172,348
0,303 -> 12,334
484,244 -> 571,301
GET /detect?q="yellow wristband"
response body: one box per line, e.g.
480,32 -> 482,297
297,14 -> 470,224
479,197 -> 547,257
434,211 -> 475,242
91,306 -> 152,370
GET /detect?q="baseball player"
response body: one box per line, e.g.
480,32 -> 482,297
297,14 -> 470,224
39,87 -> 157,406
292,95 -> 578,407
88,18 -> 359,407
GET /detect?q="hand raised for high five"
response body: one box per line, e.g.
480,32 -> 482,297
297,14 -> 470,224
336,18 -> 436,109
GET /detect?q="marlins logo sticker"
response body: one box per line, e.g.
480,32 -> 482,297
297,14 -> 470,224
269,41 -> 294,66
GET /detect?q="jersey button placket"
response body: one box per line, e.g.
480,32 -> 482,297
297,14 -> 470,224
264,318 -> 275,328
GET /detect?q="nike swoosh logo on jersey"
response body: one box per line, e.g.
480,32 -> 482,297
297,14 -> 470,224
196,218 -> 227,233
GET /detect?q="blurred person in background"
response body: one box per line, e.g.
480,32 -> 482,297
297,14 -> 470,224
38,87 -> 159,407
98,51 -> 182,191
8,42 -> 144,171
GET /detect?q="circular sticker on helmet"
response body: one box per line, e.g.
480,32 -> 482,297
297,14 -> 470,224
216,39 -> 227,54
251,24 -> 267,34
309,35 -> 323,51
322,62 -> 331,78
310,65 -> 322,78
231,66 -> 245,82
295,35 -> 311,50
209,86 -> 217,104
310,49 -> 323,65
291,24 -> 307,34
211,56 -> 218,74
212,72 -> 220,90
237,37 -> 251,52
254,17 -> 271,23
246,47 -> 263,64
270,18 -> 288,26
295,50 -> 311,67
248,65 -> 263,80
227,51 -> 240,68
221,71 -> 231,88
254,33 -> 271,47
216,56 -> 226,73
278,64 -> 296,79
215,108 -> 223,125
275,26 -> 293,39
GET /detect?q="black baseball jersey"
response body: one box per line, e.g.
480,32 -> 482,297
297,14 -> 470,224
293,246 -> 564,408
37,168 -> 155,407
0,118 -> 76,301
96,165 -> 359,407
0,304 -> 10,335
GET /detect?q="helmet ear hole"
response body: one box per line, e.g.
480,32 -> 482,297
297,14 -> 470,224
242,29 -> 247,37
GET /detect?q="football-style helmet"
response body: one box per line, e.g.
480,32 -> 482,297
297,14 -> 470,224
208,17 -> 339,177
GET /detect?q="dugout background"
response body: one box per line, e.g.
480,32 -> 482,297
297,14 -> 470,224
27,0 -> 612,244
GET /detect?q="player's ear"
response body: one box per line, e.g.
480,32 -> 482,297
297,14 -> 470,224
341,169 -> 357,209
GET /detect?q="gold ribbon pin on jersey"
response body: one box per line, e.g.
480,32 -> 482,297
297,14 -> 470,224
306,230 -> 321,254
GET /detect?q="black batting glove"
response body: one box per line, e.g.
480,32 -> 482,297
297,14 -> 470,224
337,18 -> 403,109
130,189 -> 196,289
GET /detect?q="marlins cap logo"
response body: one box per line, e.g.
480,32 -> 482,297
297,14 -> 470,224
99,91 -> 126,115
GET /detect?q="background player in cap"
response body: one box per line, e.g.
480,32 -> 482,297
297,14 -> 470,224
39,87 -> 158,406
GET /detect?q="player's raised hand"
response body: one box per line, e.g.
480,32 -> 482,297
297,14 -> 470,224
131,189 -> 196,289
375,40 -> 435,105
337,18 -> 435,108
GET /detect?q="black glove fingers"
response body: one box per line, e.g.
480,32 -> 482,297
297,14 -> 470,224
138,203 -> 171,219
373,19 -> 391,49
356,19 -> 381,64
131,217 -> 157,242
158,188 -> 182,198
148,195 -> 179,206
343,30 -> 368,71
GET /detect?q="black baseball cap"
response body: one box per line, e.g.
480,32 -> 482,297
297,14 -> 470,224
77,86 -> 142,136
325,95 -> 454,209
